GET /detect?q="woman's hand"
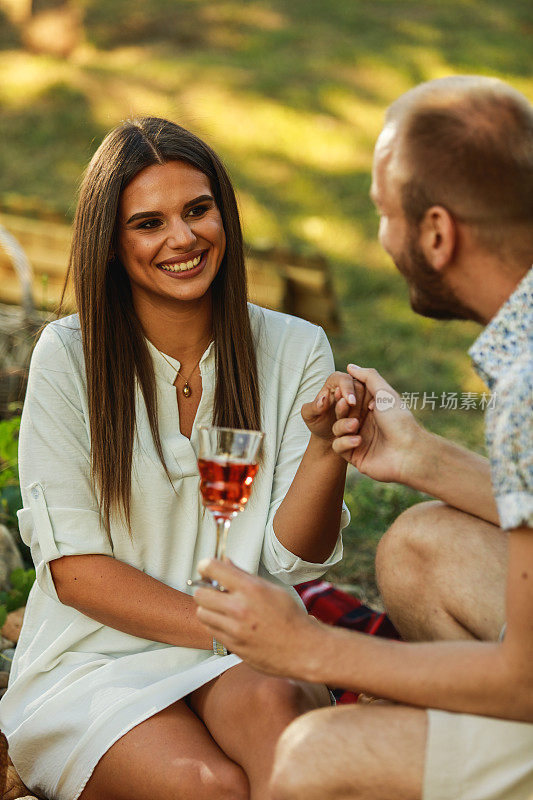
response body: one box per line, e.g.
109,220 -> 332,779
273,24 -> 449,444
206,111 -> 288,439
331,365 -> 424,484
194,559 -> 323,679
301,371 -> 368,442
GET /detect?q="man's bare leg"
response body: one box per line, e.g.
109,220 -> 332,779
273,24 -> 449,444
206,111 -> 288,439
376,500 -> 507,642
270,705 -> 427,800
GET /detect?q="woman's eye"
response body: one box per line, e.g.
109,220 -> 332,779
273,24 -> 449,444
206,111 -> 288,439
137,219 -> 162,230
187,205 -> 209,219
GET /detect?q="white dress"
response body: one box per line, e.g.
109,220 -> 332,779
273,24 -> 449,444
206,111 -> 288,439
0,303 -> 347,800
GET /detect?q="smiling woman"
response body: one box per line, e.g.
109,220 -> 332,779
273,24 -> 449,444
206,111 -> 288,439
0,117 -> 355,800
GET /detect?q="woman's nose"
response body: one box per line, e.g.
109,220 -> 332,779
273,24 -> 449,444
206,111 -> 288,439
166,219 -> 197,250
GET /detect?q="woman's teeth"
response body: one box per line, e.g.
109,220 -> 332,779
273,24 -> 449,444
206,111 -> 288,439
159,254 -> 203,272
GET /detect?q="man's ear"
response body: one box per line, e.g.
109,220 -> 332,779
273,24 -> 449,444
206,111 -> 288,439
418,205 -> 455,272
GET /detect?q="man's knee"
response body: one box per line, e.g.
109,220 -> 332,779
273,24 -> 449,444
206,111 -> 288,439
376,500 -> 447,596
270,708 -> 344,800
272,706 -> 427,800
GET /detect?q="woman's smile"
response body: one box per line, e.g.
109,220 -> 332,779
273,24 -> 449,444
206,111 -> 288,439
156,249 -> 208,277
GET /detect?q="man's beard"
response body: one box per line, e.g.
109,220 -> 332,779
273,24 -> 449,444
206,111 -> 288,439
394,233 -> 479,322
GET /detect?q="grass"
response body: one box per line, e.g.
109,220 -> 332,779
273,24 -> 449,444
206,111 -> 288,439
1,0 -> 531,600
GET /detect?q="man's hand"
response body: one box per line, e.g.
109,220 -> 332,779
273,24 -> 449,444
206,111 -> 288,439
301,371 -> 368,443
194,559 -> 323,678
332,365 -> 424,484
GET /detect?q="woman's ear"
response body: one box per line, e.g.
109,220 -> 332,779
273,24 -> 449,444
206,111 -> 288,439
418,205 -> 456,272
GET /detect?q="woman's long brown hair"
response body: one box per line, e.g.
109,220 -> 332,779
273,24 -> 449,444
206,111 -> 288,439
65,117 -> 261,539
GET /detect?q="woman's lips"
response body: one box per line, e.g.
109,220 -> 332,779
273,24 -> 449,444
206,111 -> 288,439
155,250 -> 208,279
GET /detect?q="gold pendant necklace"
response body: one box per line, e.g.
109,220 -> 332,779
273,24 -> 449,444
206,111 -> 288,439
157,349 -> 204,398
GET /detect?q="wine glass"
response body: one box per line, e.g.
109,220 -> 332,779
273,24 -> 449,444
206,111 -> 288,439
188,425 -> 264,590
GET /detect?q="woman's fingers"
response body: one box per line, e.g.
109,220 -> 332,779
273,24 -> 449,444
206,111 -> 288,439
329,372 -> 357,407
317,389 -> 334,411
335,396 -> 350,420
302,387 -> 333,421
309,372 -> 370,422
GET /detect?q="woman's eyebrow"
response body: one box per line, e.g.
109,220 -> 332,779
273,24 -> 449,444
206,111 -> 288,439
126,210 -> 162,224
183,194 -> 214,210
125,195 -> 214,225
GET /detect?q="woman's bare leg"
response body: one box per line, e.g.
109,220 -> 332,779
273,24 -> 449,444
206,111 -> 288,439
189,662 -> 331,800
78,698 -> 248,800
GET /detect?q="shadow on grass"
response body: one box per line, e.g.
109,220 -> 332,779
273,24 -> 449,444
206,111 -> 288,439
0,8 -> 20,50
326,475 -> 426,607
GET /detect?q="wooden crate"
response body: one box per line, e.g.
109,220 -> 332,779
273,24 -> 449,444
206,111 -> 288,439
0,213 -> 340,332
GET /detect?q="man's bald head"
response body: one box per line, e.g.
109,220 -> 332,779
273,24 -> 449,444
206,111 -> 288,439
383,76 -> 533,261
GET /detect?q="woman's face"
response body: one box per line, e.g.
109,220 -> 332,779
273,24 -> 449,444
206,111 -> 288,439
116,160 -> 226,309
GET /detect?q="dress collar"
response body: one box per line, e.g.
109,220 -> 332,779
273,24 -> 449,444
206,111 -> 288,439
144,338 -> 215,385
469,267 -> 533,389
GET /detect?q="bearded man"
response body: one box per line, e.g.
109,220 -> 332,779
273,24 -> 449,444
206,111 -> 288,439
194,76 -> 533,800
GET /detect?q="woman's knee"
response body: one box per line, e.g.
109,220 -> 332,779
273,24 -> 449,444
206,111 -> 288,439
198,759 -> 249,800
82,758 -> 249,800
251,675 -> 325,720
169,758 -> 248,800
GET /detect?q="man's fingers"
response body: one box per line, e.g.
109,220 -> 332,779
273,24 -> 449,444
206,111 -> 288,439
347,365 -> 397,400
332,435 -> 361,455
196,606 -> 240,642
197,558 -> 252,592
332,417 -> 359,437
194,586 -> 245,618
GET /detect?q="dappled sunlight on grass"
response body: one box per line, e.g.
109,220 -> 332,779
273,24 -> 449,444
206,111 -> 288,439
1,0 -> 530,590
0,51 -> 73,106
178,83 -> 367,174
0,0 -> 531,453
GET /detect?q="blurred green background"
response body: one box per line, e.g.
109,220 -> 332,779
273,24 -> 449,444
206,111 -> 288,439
1,0 -> 531,600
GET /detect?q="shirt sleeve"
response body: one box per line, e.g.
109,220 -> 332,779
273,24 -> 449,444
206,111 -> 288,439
17,324 -> 113,601
489,363 -> 533,530
261,326 -> 348,585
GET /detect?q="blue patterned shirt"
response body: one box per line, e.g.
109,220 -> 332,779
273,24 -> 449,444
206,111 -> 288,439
469,268 -> 533,530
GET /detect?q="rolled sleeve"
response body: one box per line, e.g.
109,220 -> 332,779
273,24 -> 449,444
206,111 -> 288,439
262,503 -> 348,585
260,325 -> 349,584
17,323 -> 114,599
489,365 -> 533,531
18,494 -> 113,600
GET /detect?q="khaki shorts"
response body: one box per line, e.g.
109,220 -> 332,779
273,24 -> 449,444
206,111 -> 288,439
424,710 -> 533,800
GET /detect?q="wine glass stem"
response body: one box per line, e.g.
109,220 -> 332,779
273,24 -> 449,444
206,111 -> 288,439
215,518 -> 231,561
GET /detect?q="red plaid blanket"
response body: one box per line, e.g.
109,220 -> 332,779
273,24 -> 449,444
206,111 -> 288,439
295,580 -> 400,704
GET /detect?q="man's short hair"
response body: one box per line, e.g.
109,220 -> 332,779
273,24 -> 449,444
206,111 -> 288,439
385,76 -> 533,256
